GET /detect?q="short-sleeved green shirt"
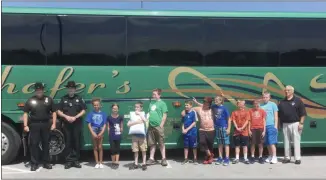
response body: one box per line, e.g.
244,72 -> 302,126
148,100 -> 168,127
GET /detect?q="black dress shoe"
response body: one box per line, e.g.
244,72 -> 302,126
295,160 -> 301,165
64,163 -> 72,169
43,164 -> 52,169
73,161 -> 82,168
31,165 -> 38,171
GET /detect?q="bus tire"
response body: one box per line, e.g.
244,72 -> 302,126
1,122 -> 21,165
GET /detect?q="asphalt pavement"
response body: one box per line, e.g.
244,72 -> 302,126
2,148 -> 326,179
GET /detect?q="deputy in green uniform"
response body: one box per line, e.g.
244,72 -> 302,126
23,82 -> 56,171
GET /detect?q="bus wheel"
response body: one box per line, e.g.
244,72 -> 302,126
1,122 -> 21,165
38,129 -> 66,156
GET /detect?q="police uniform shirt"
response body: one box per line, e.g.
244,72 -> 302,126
23,95 -> 55,122
58,94 -> 87,120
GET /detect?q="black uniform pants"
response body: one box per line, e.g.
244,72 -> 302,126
29,122 -> 50,165
63,121 -> 82,162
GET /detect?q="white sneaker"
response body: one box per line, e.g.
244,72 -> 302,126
265,156 -> 272,163
95,163 -> 100,168
271,156 -> 278,164
99,164 -> 104,168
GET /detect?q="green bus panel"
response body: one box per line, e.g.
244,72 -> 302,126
2,65 -> 326,148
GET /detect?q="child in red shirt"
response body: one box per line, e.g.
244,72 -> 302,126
249,99 -> 266,164
231,100 -> 250,164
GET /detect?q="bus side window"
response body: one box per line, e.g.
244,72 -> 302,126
47,15 -> 127,66
204,18 -> 281,67
126,17 -> 205,66
2,14 -> 47,65
279,19 -> 326,67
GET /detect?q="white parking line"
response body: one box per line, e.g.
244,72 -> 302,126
2,166 -> 33,173
2,166 -> 31,173
36,167 -> 43,172
2,171 -> 34,175
166,160 -> 172,169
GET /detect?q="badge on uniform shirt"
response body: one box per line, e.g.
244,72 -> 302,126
31,100 -> 37,105
292,102 -> 295,106
64,101 -> 68,103
69,103 -> 72,107
76,99 -> 79,103
45,97 -> 48,104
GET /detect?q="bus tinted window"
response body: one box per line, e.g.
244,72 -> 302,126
127,17 -> 204,66
47,16 -> 127,66
279,19 -> 326,67
204,18 -> 281,66
2,14 -> 47,65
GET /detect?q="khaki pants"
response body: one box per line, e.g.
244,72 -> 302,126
282,122 -> 301,160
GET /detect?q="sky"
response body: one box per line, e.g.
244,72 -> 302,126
2,2 -> 326,12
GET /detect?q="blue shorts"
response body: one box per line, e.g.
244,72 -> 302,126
92,126 -> 103,135
183,135 -> 197,148
265,125 -> 278,145
215,127 -> 230,145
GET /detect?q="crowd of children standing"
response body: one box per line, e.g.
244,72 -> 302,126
85,89 -> 280,170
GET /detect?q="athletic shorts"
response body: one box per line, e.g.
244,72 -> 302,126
250,128 -> 264,145
91,126 -> 103,135
215,127 -> 230,145
199,130 -> 215,152
183,135 -> 197,148
131,135 -> 147,152
233,135 -> 249,147
147,126 -> 165,146
265,125 -> 278,145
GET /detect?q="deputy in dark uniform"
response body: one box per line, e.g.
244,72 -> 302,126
57,81 -> 87,169
23,82 -> 56,171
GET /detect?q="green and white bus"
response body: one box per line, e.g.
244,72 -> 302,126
2,7 -> 326,165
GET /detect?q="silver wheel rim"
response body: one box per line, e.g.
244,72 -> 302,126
2,133 -> 9,156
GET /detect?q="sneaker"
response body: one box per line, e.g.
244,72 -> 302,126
146,159 -> 156,165
265,156 -> 272,163
258,157 -> 265,164
161,159 -> 168,166
207,153 -> 214,164
244,159 -> 250,164
223,158 -> 230,166
282,158 -> 291,164
270,157 -> 278,164
294,160 -> 301,165
250,157 -> 255,164
215,157 -> 223,165
99,164 -> 104,169
95,164 -> 100,169
142,164 -> 147,171
181,159 -> 189,165
232,159 -> 239,164
129,163 -> 139,170
193,159 -> 199,165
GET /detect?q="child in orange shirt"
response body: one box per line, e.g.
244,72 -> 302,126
249,99 -> 266,164
231,100 -> 250,164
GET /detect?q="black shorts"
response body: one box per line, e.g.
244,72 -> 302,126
251,129 -> 264,145
110,140 -> 121,155
233,135 -> 249,147
199,130 -> 215,152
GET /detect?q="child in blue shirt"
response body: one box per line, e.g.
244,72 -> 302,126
181,100 -> 198,165
86,98 -> 107,169
212,95 -> 231,166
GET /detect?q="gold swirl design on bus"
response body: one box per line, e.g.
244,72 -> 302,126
168,67 -> 326,119
310,74 -> 326,89
168,67 -> 237,106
